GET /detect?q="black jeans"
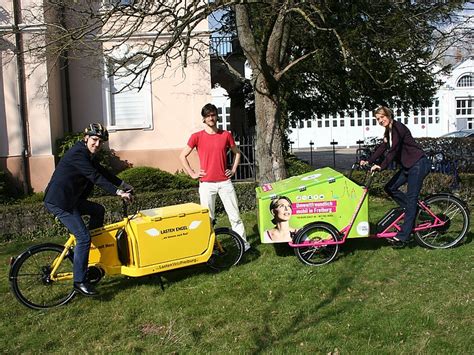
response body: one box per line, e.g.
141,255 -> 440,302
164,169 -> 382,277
45,200 -> 105,283
384,156 -> 431,242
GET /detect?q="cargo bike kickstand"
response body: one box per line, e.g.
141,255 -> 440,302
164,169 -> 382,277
288,163 -> 470,266
9,200 -> 245,310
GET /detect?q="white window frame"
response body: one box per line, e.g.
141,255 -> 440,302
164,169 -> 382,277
216,105 -> 231,131
102,47 -> 153,131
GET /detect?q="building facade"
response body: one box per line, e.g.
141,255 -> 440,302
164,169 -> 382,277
0,0 -> 210,193
287,58 -> 474,149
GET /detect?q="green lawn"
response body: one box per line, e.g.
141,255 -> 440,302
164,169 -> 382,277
1,198 -> 472,353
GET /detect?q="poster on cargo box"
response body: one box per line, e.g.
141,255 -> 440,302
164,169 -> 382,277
257,168 -> 369,243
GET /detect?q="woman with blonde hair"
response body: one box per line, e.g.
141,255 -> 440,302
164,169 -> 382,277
361,106 -> 431,248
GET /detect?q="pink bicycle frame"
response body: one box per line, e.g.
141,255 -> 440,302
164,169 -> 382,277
289,187 -> 448,248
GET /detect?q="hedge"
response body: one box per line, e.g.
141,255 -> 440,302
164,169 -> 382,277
0,182 -> 257,243
0,173 -> 470,243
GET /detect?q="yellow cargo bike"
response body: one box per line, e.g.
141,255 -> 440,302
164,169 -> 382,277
9,202 -> 244,310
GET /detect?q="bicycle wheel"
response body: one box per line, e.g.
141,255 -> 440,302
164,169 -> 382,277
414,194 -> 470,249
207,228 -> 244,271
293,223 -> 340,266
9,243 -> 76,310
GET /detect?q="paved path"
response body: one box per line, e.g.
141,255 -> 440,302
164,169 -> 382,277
293,147 -> 358,171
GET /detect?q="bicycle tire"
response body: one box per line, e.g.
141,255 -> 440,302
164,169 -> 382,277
293,222 -> 340,266
207,228 -> 244,271
9,243 -> 76,310
414,194 -> 470,249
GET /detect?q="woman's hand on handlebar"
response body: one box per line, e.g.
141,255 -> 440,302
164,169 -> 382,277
358,160 -> 380,173
370,164 -> 381,173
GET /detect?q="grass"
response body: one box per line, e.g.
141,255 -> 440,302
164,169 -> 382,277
0,197 -> 472,353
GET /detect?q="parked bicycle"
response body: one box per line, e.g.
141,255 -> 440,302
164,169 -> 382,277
9,201 -> 244,310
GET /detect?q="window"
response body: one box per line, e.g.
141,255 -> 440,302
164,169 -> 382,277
350,119 -> 355,126
306,120 -> 312,128
104,56 -> 153,130
468,118 -> 473,129
456,99 -> 473,116
340,120 -> 344,127
365,119 -> 370,126
457,74 -> 474,87
372,119 -> 376,125
357,119 -> 362,126
216,107 -> 231,131
333,120 -> 337,127
299,120 -> 304,128
325,121 -> 330,127
317,121 -> 322,128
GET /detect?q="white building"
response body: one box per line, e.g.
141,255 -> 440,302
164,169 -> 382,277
288,57 -> 474,149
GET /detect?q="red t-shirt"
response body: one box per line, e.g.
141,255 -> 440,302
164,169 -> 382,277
187,130 -> 235,182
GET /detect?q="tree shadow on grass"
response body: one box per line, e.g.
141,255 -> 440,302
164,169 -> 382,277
250,249 -> 375,352
91,263 -> 211,301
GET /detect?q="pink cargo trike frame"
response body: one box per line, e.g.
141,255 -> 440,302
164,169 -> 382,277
289,165 -> 470,266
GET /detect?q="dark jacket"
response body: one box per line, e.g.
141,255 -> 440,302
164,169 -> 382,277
44,141 -> 122,212
369,120 -> 425,170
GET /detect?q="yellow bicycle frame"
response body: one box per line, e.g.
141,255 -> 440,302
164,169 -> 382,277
48,203 -> 217,281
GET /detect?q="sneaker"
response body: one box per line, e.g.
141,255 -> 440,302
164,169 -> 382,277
387,236 -> 408,249
244,242 -> 251,252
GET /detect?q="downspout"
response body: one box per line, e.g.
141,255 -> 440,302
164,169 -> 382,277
59,4 -> 72,132
13,0 -> 30,195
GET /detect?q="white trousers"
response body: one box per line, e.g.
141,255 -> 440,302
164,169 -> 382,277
199,180 -> 247,242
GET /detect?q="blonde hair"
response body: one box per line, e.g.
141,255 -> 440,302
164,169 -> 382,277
374,106 -> 393,120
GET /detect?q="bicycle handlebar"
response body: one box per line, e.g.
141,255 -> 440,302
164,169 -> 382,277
349,161 -> 377,189
121,190 -> 136,218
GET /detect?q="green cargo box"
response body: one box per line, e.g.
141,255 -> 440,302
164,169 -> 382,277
255,167 -> 369,243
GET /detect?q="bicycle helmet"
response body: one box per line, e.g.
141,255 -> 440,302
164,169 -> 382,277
84,123 -> 109,141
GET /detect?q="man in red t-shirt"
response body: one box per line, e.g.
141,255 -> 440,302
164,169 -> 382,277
180,103 -> 250,251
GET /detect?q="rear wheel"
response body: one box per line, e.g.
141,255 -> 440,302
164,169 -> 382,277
207,228 -> 244,271
414,194 -> 470,249
293,223 -> 340,266
9,243 -> 75,310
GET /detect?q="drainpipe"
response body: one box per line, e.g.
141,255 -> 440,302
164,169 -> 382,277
58,4 -> 72,132
13,0 -> 30,195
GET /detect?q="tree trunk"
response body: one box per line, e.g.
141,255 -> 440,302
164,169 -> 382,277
254,77 -> 287,184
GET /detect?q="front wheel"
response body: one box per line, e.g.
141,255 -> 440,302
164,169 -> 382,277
207,228 -> 244,271
293,223 -> 340,266
9,243 -> 76,310
414,194 -> 470,249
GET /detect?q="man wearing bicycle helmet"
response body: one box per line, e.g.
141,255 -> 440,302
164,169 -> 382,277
44,123 -> 133,296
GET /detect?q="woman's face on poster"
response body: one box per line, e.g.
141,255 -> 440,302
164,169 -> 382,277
273,198 -> 292,222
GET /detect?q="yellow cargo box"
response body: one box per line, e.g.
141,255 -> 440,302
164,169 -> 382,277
127,203 -> 212,268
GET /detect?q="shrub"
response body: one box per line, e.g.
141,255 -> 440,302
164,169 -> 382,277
0,182 -> 257,242
285,154 -> 314,177
117,166 -> 198,193
345,170 -> 471,204
56,131 -> 128,172
0,170 -> 8,202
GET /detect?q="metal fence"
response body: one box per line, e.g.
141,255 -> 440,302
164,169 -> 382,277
210,36 -> 236,57
229,135 -> 256,181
